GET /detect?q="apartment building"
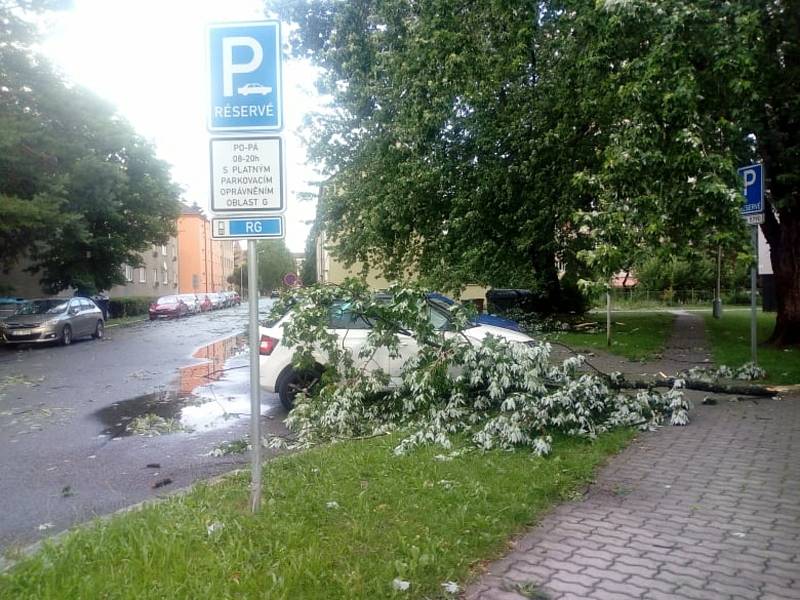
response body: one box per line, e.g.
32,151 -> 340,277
110,237 -> 180,298
177,205 -> 235,294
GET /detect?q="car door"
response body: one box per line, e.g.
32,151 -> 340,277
328,302 -> 390,378
388,302 -> 453,386
79,298 -> 96,336
65,299 -> 84,337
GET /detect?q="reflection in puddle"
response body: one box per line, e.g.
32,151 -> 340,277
95,335 -> 271,437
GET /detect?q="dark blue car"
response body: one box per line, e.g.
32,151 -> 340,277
426,293 -> 522,332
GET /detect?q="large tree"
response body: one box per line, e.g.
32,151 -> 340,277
231,239 -> 296,293
274,0 -> 800,345
0,0 -> 181,294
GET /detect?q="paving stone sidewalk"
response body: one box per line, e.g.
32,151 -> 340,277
466,312 -> 800,600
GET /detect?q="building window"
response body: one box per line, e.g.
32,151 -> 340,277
161,244 -> 167,256
162,269 -> 168,285
124,264 -> 134,282
153,268 -> 158,286
139,268 -> 147,283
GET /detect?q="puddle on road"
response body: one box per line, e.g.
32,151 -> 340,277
95,334 -> 273,438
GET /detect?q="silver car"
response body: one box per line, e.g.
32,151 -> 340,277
0,297 -> 104,346
178,294 -> 201,314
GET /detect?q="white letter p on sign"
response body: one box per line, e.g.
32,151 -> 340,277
222,36 -> 263,97
743,168 -> 757,190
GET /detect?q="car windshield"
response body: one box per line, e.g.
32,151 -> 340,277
16,299 -> 69,315
158,296 -> 178,304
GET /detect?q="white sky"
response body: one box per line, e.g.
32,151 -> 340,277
39,0 -> 326,253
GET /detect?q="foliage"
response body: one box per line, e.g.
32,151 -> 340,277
0,0 -> 181,294
270,283 -> 689,455
229,239 -> 295,293
107,296 -> 155,319
681,363 -> 766,383
635,251 -> 749,294
300,226 -> 318,286
276,0 -> 800,344
0,430 -> 632,599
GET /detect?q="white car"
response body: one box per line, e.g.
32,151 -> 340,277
178,294 -> 201,314
259,299 -> 535,410
238,82 -> 272,96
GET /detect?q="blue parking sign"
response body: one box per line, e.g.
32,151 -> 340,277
737,163 -> 764,215
208,21 -> 282,132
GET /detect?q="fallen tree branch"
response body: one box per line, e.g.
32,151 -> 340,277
610,376 -> 783,397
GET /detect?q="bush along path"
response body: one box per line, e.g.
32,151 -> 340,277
466,311 -> 800,600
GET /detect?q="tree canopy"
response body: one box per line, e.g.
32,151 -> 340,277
0,0 -> 181,294
231,239 -> 296,293
275,0 -> 800,345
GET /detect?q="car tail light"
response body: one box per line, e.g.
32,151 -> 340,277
259,335 -> 278,355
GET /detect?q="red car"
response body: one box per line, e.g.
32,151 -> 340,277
198,295 -> 213,312
149,295 -> 188,320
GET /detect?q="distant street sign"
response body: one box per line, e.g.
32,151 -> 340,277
208,21 -> 282,132
210,137 -> 283,213
211,215 -> 284,239
283,272 -> 299,287
737,163 -> 764,216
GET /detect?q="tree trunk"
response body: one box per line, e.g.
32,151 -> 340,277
763,208 -> 800,347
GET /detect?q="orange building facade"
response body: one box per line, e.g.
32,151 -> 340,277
177,205 -> 235,294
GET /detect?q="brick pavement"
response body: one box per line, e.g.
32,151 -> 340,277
466,312 -> 800,600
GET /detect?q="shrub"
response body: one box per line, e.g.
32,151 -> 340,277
108,296 -> 156,318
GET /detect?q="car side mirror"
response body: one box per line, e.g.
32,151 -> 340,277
69,307 -> 79,315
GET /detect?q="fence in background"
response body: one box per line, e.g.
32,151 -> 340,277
608,288 -> 757,307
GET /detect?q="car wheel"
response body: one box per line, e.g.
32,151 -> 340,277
61,325 -> 72,346
277,367 -> 323,411
92,321 -> 104,339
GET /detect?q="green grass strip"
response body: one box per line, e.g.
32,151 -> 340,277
546,311 -> 675,361
1,430 -> 633,599
703,310 -> 800,385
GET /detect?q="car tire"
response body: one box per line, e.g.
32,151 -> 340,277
92,321 -> 104,339
277,366 -> 323,411
61,325 -> 72,346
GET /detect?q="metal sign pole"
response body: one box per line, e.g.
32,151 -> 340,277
750,226 -> 758,365
248,239 -> 262,512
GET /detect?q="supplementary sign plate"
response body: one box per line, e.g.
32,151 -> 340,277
745,213 -> 765,225
211,215 -> 284,239
210,137 -> 283,213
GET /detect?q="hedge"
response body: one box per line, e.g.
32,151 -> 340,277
108,296 -> 156,319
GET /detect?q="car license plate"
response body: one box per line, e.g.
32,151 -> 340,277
10,329 -> 32,336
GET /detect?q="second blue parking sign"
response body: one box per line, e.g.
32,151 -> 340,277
208,21 -> 282,132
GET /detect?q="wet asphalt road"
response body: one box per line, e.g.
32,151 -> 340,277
0,300 -> 289,552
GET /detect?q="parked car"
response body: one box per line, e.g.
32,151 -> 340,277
148,295 -> 189,320
232,292 -> 241,305
198,295 -> 213,312
0,297 -> 104,346
0,297 -> 27,319
208,292 -> 225,310
259,297 -> 535,410
179,294 -> 201,315
427,292 -> 522,332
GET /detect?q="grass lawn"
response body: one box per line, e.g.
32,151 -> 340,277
703,310 -> 800,385
1,430 -> 633,599
544,311 -> 675,361
105,315 -> 147,328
